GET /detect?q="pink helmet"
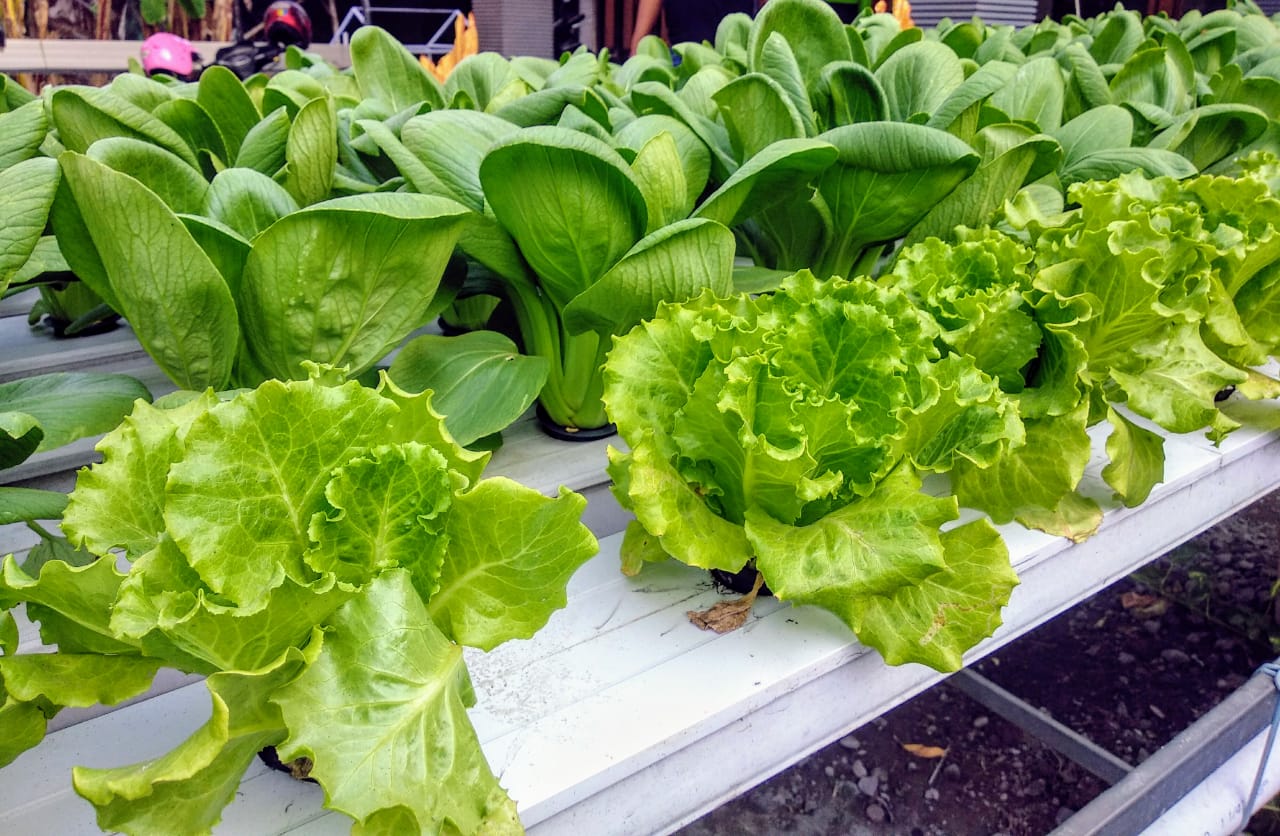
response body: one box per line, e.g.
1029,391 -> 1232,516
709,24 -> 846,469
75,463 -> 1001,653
141,32 -> 197,79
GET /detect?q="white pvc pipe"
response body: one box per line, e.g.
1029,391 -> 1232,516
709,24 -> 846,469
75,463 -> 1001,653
1139,722 -> 1280,836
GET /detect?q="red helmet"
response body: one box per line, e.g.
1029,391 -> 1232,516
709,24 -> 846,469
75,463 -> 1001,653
263,1 -> 311,48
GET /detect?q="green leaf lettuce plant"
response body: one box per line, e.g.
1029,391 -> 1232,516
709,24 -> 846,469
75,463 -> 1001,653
896,157 -> 1280,539
603,270 -> 1024,671
0,370 -> 598,833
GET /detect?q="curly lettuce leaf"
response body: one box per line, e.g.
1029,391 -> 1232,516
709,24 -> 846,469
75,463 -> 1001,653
4,372 -> 592,832
64,392 -> 219,559
952,401 -> 1101,538
376,373 -> 490,489
899,354 -> 1025,474
305,442 -> 454,593
676,355 -> 823,525
851,519 -> 1017,671
73,636 -> 319,836
430,481 -> 597,651
603,293 -> 724,460
604,271 -> 1023,669
1237,260 -> 1280,357
0,653 -> 162,709
0,609 -> 14,655
748,468 -> 954,606
1031,196 -> 1246,434
889,233 -> 1043,391
1102,407 -> 1166,507
110,535 -> 347,673
0,555 -> 135,656
275,571 -> 512,835
164,379 -> 399,609
608,441 -> 755,573
0,698 -> 48,769
1109,324 -> 1243,438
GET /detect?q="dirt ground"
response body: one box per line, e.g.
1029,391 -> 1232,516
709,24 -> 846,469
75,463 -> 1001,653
678,490 -> 1280,836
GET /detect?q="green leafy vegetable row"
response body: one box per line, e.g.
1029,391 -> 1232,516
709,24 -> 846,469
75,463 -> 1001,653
0,11 -> 1276,822
4,0 -> 1279,439
602,151 -> 1280,671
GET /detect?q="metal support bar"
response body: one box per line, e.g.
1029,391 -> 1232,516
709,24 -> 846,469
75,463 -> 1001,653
1050,668 -> 1280,835
329,6 -> 462,54
948,668 -> 1134,785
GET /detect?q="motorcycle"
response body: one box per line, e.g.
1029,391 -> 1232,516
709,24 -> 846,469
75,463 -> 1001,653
140,0 -> 312,81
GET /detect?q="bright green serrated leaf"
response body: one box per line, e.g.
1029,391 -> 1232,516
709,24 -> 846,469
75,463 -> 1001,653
376,377 -> 490,488
749,468 -> 953,608
73,640 -> 315,835
1102,407 -> 1165,506
430,481 -> 596,650
852,519 -> 1017,671
952,404 -> 1093,528
608,444 -> 754,573
306,443 -> 453,592
0,698 -> 48,768
274,570 -> 510,834
0,654 -> 162,707
0,610 -> 16,655
164,379 -> 400,609
62,394 -> 215,560
0,555 -> 136,656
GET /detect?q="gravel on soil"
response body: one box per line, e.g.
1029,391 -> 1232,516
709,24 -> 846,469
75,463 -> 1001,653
678,490 -> 1280,836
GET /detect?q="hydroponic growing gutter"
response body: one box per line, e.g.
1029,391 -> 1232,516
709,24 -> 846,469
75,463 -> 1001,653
0,382 -> 1277,834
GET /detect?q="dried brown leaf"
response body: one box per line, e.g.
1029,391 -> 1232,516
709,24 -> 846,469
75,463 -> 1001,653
1120,591 -> 1168,617
688,573 -> 764,634
1120,591 -> 1156,609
